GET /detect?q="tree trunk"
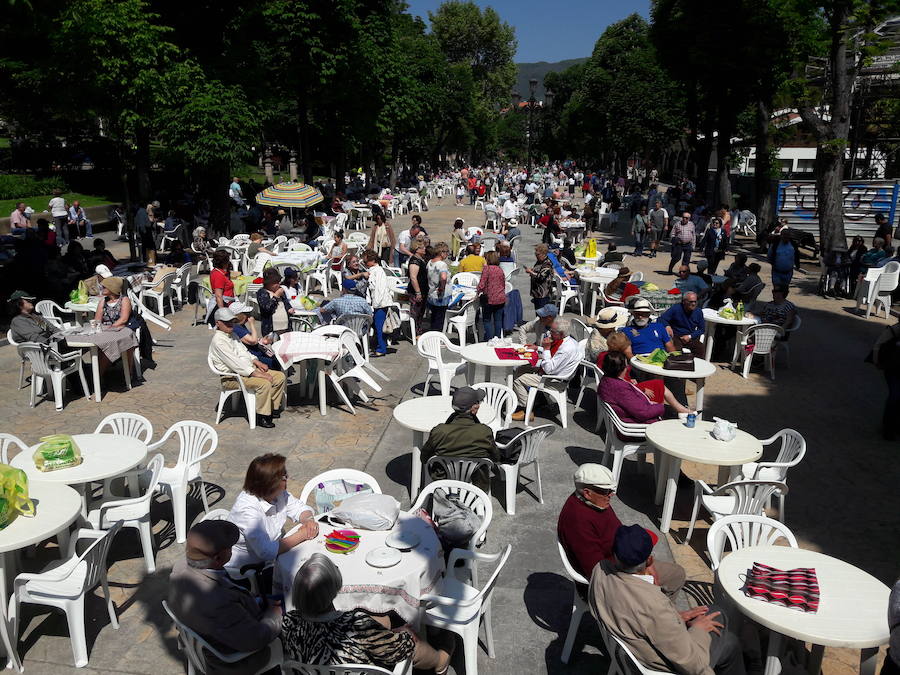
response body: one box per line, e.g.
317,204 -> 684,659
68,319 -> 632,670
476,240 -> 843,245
815,146 -> 847,253
297,96 -> 313,185
754,97 -> 776,231
388,137 -> 400,190
135,126 -> 151,204
335,146 -> 346,194
117,144 -> 136,261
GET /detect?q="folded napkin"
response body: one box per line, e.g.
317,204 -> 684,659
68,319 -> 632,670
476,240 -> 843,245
495,347 -> 538,366
743,562 -> 819,613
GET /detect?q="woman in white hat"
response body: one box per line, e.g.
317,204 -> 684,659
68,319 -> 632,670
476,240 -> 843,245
584,307 -> 628,363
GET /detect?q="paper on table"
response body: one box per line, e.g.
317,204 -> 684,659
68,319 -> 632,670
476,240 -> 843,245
495,347 -> 538,366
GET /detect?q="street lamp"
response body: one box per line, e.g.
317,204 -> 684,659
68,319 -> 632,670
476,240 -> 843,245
511,78 -> 540,176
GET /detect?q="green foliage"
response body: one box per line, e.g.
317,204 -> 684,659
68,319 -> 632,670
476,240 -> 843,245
0,175 -> 68,200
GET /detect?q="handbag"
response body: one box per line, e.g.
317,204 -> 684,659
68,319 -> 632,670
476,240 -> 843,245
327,493 -> 399,530
663,352 -> 695,371
430,490 -> 481,547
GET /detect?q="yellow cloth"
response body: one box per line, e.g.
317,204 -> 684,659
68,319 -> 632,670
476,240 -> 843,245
459,255 -> 486,273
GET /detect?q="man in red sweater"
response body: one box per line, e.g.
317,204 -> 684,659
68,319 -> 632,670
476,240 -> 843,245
557,464 -> 685,594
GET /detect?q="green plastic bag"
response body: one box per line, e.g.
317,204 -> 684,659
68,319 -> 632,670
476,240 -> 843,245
635,348 -> 669,366
68,280 -> 88,305
0,464 -> 35,529
33,435 -> 83,472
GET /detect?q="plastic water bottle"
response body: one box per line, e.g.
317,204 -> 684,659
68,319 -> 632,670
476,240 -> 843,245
686,413 -> 697,428
736,301 -> 744,320
315,482 -> 330,513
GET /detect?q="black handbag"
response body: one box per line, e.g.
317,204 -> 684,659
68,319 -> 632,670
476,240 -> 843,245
663,352 -> 695,371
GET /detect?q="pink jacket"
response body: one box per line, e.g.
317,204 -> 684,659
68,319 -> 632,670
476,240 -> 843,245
477,264 -> 507,306
598,376 -> 664,424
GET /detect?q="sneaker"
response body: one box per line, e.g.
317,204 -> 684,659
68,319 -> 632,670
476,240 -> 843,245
257,416 -> 275,428
511,410 -> 535,422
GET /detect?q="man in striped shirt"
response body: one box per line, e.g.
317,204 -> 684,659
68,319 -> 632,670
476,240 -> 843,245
667,212 -> 697,274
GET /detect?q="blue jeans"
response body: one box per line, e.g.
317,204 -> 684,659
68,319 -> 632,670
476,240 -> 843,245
668,243 -> 692,271
482,303 -> 505,340
429,304 -> 448,331
532,296 -> 551,310
634,232 -> 645,256
394,250 -> 408,268
373,307 -> 388,354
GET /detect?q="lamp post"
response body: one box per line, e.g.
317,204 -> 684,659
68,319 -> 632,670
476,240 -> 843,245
511,77 -> 540,176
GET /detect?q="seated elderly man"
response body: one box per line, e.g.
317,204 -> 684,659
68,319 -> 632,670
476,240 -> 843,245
674,264 -> 709,296
513,303 -> 557,345
168,519 -> 283,675
619,298 -> 676,354
558,464 -> 686,593
660,291 -> 705,355
590,524 -> 746,675
583,306 -> 627,364
511,317 -> 582,421
459,242 -> 486,272
316,280 -> 373,324
420,386 -> 500,491
209,307 -> 287,429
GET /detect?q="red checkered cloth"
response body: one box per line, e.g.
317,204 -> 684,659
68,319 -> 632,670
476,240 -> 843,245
495,347 -> 539,367
743,561 -> 819,613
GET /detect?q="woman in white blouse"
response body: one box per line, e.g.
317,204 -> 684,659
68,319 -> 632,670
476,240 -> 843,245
227,453 -> 318,572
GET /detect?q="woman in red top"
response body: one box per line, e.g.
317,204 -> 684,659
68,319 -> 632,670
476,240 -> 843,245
476,250 -> 508,340
209,249 -> 236,317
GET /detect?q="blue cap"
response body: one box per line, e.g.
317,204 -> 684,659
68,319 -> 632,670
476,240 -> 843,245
613,524 -> 653,567
535,304 -> 558,318
283,267 -> 298,278
342,279 -> 356,291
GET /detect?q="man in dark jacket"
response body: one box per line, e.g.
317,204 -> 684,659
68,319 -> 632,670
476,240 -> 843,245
420,386 -> 500,490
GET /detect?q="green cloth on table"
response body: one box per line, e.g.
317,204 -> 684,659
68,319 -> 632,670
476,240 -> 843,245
639,289 -> 682,311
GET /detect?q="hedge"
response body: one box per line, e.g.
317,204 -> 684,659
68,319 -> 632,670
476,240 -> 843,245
0,174 -> 69,200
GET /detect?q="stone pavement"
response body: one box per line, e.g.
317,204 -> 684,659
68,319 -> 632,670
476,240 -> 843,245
0,199 -> 896,673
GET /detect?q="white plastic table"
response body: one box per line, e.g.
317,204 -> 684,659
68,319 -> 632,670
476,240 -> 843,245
579,269 -> 620,317
0,481 -> 81,669
630,355 -> 717,413
64,298 -> 99,326
460,342 -> 533,389
645,420 -> 762,533
716,546 -> 890,675
274,333 -> 342,416
12,434 -> 148,516
392,396 -> 497,498
270,251 -> 321,269
275,511 -> 444,624
701,308 -> 758,365
65,331 -> 133,402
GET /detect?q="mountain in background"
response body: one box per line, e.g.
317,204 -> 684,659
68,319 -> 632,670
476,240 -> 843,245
515,58 -> 588,101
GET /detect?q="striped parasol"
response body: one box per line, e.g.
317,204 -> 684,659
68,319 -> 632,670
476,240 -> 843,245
255,181 -> 324,209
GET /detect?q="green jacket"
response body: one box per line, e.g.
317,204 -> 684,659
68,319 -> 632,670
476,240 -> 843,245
420,412 -> 499,465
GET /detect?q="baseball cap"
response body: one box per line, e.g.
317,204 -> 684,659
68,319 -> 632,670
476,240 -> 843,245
187,519 -> 239,560
95,264 -> 113,278
228,301 -> 253,315
629,298 -> 653,313
535,304 -> 558,318
588,307 -> 627,329
613,524 -> 653,568
451,386 -> 486,412
283,267 -> 298,278
9,290 -> 36,302
573,463 -> 617,491
342,279 -> 357,291
215,307 -> 237,322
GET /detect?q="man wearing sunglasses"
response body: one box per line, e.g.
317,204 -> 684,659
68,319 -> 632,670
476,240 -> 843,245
660,291 -> 706,356
557,464 -> 685,596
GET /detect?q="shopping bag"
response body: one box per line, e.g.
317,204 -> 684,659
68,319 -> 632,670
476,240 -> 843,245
32,434 -> 83,472
0,464 -> 34,529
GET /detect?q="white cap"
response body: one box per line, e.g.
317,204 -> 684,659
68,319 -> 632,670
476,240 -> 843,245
228,302 -> 253,315
95,264 -> 113,279
573,463 -> 617,490
215,307 -> 237,322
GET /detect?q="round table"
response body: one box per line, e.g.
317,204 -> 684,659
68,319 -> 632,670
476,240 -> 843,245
716,546 -> 890,675
578,268 -> 620,316
460,343 -> 533,390
275,511 -> 445,624
64,299 -> 100,326
0,481 -> 81,669
630,355 -> 717,413
645,419 -> 762,533
701,308 -> 758,365
12,434 -> 148,516
392,396 -> 497,498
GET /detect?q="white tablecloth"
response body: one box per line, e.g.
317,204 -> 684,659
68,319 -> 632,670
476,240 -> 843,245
270,252 -> 321,268
274,332 -> 340,365
275,512 -> 445,623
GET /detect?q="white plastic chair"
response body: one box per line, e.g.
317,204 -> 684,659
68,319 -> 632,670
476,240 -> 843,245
575,361 -> 604,429
685,479 -> 788,543
557,541 -> 590,664
9,524 -> 122,668
149,421 -> 218,543
857,261 -> 900,319
281,662 -> 410,675
420,545 -> 512,675
305,260 -> 331,296
335,312 -> 373,361
598,619 -> 673,675
6,329 -> 29,389
416,331 -> 466,396
555,275 -> 583,314
86,454 -> 164,573
450,271 -> 480,288
471,382 -> 515,432
737,429 -> 805,520
35,299 -> 73,328
411,480 -> 492,556
446,298 -> 479,347
424,456 -> 494,491
17,342 -> 91,410
163,601 -> 282,675
299,469 -> 382,511
600,403 -> 655,484
0,433 -> 28,464
494,425 -> 555,515
524,370 -> 576,430
141,272 -> 177,316
707,514 -> 798,571
209,353 -> 258,429
191,282 -> 216,328
568,318 -> 589,341
778,314 -> 802,367
173,262 -> 193,305
327,331 -> 387,413
739,323 -> 784,380
95,412 -> 154,496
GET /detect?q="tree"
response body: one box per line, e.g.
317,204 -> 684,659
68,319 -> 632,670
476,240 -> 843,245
790,0 -> 898,253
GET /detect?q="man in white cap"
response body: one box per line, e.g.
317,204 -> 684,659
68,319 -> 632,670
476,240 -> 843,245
621,297 -> 675,354
584,307 -> 628,363
208,307 -> 286,428
83,264 -> 113,297
557,463 -> 685,594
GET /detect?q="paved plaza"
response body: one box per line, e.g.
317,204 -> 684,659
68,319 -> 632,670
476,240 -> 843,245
1,200 -> 897,674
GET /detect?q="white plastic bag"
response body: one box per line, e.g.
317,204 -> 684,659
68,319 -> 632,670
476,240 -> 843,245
327,493 -> 400,531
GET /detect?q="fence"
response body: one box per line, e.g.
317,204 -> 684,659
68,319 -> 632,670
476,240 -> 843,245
776,180 -> 899,239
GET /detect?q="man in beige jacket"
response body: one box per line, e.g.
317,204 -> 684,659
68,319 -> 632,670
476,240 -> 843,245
589,525 -> 745,675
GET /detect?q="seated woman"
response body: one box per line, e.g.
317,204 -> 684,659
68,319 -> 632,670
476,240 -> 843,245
282,267 -> 303,303
93,276 -> 139,376
330,230 -> 349,271
229,301 -> 280,370
597,340 -> 690,424
9,290 -> 57,344
247,232 -> 274,259
256,267 -> 294,336
602,267 -> 640,304
342,254 -> 369,292
749,285 -> 797,328
192,226 -> 215,256
281,553 -> 451,673
734,263 -> 764,304
227,453 -> 318,574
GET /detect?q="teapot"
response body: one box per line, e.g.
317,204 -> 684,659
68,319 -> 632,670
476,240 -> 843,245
711,417 -> 737,442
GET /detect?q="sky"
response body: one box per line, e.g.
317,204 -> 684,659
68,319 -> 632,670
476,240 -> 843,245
404,0 -> 652,63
